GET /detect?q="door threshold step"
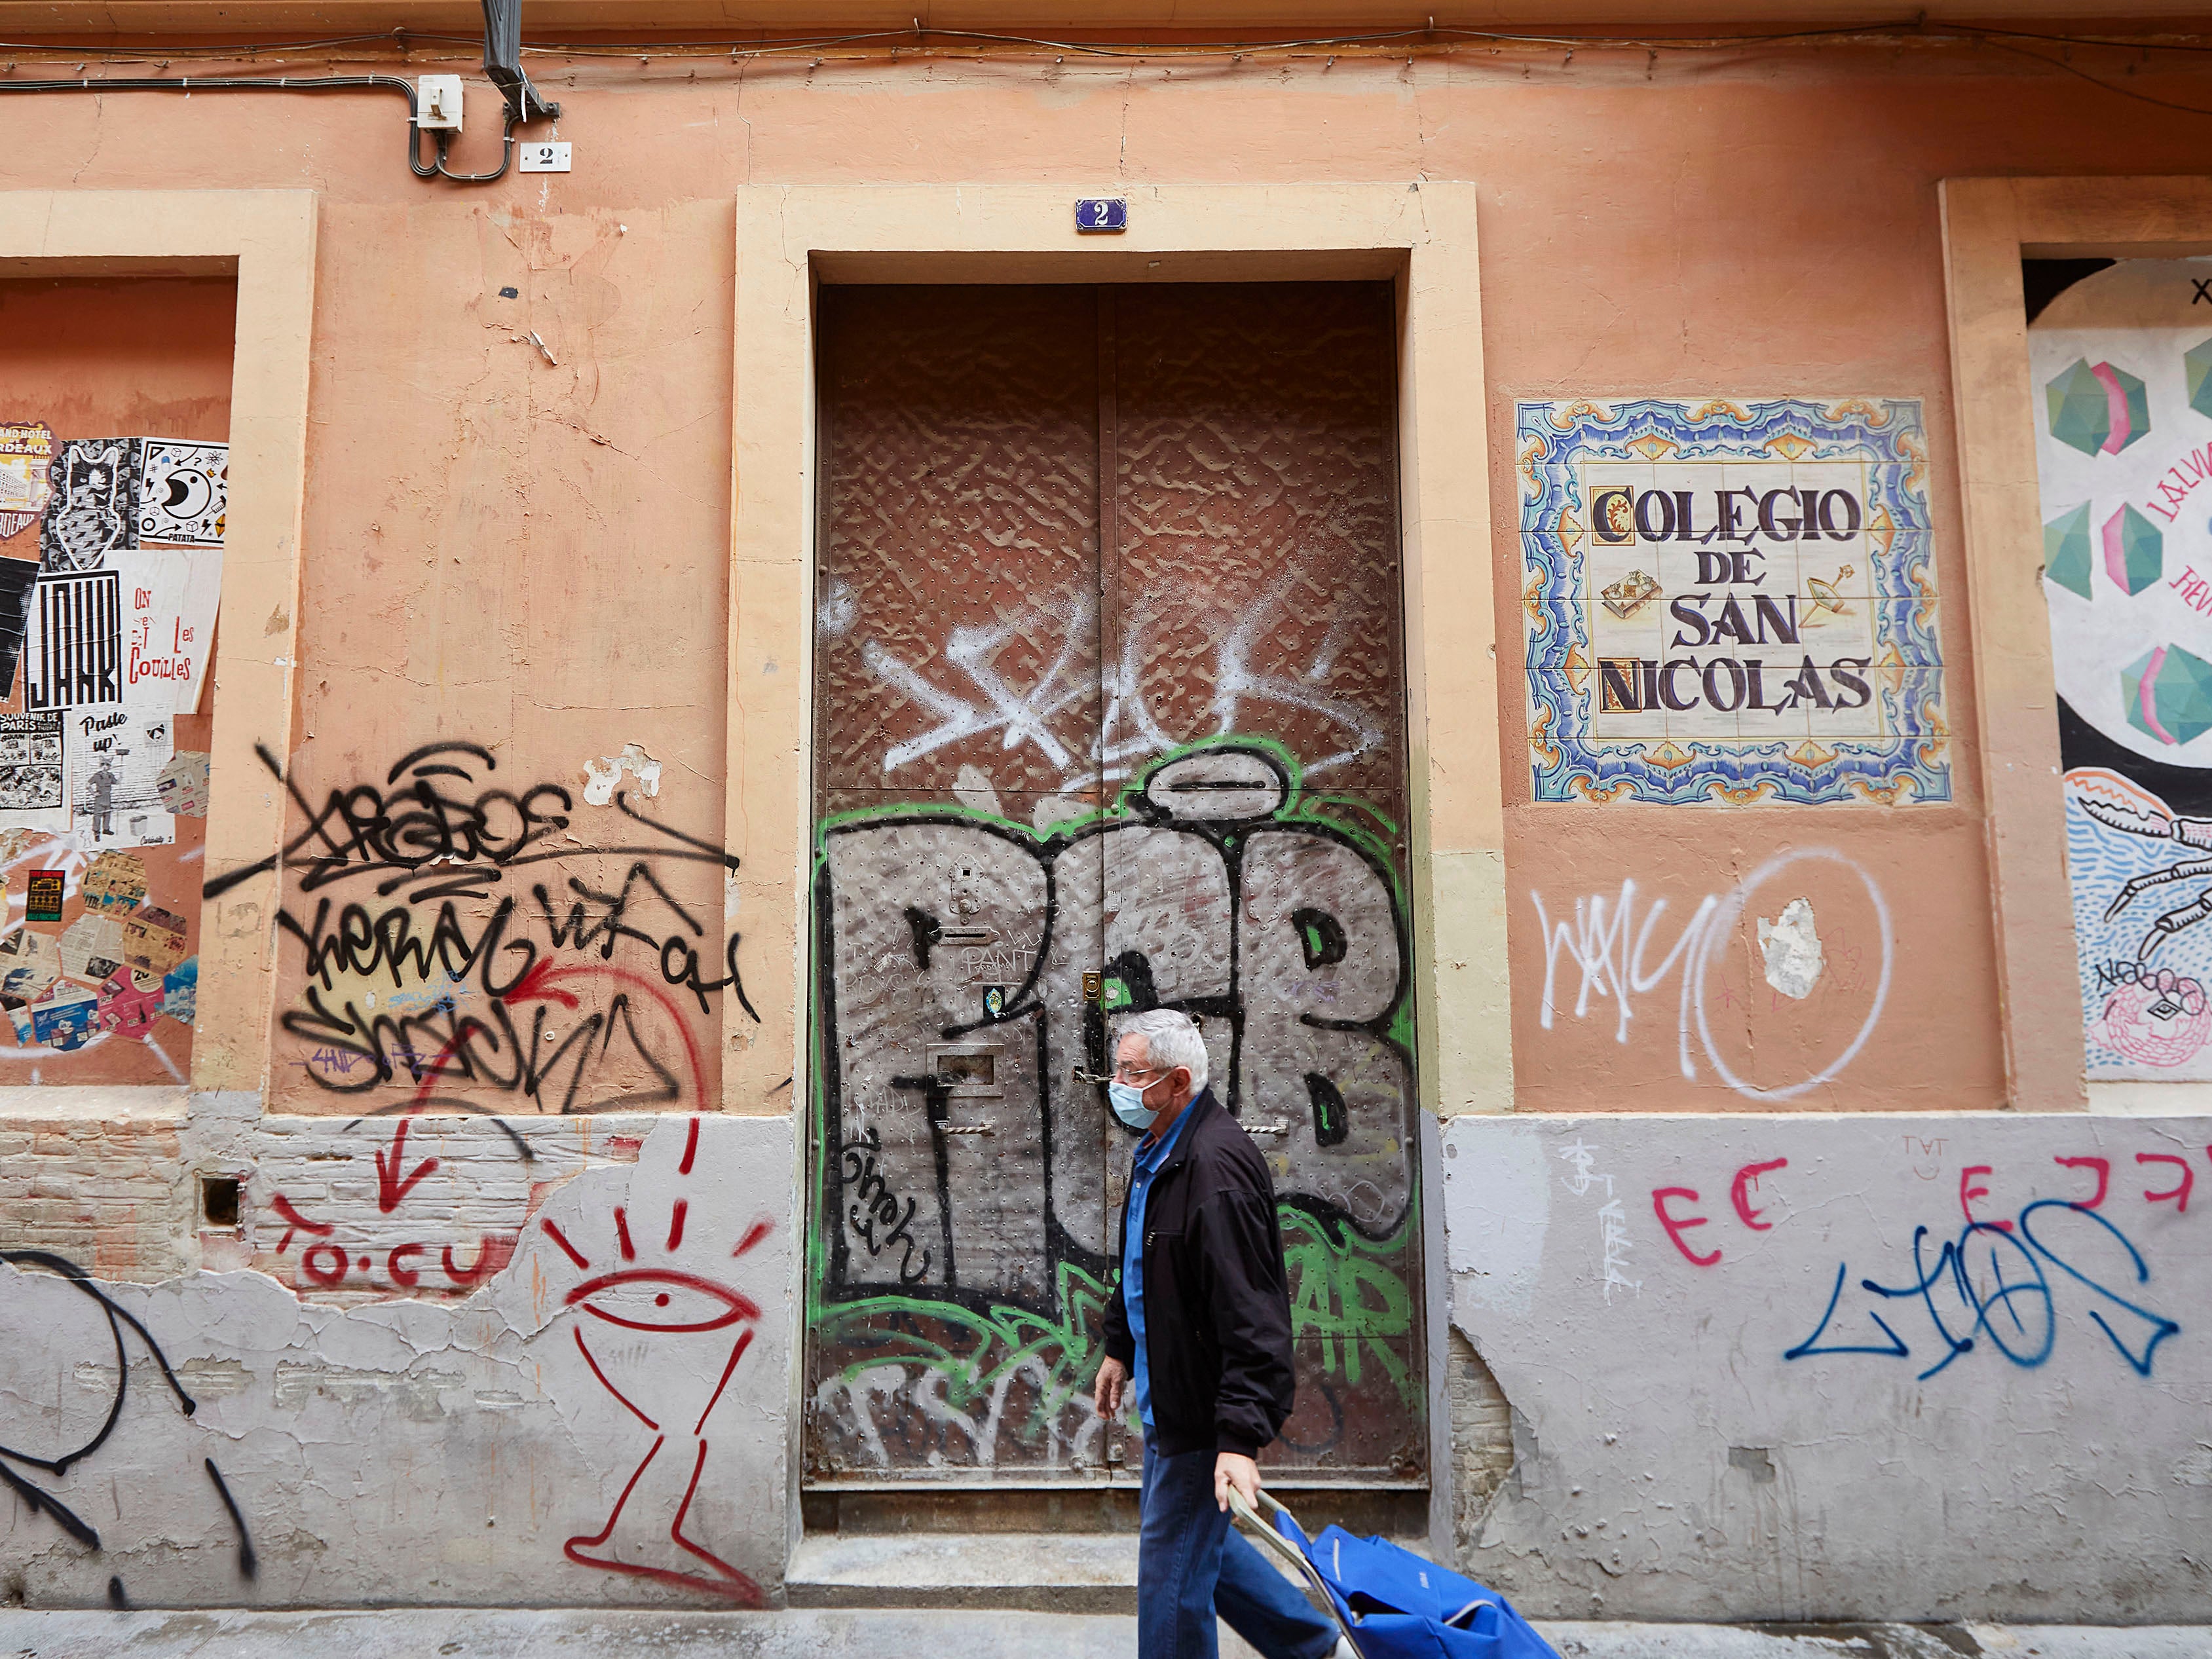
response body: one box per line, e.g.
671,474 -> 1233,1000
787,1531 -> 1137,1612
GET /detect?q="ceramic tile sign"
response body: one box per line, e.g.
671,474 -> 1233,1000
0,423 -> 52,540
1519,398 -> 1946,804
136,440 -> 225,546
0,711 -> 68,834
39,439 -> 137,572
2029,259 -> 2212,1080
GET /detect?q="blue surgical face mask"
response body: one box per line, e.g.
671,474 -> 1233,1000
1108,1079 -> 1154,1132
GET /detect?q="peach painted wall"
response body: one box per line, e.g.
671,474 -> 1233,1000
0,43 -> 2195,1115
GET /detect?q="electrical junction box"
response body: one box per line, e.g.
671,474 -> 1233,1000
417,75 -> 465,130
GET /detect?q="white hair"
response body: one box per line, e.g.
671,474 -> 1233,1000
1114,1009 -> 1209,1092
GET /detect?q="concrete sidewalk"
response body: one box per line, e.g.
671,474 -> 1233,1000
0,1609 -> 2200,1657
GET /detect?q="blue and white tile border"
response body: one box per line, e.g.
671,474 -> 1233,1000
1518,396 -> 1949,805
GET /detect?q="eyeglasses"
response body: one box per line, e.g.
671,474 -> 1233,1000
1112,1063 -> 1167,1083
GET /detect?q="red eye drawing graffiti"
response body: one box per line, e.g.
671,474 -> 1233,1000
536,1117 -> 772,1603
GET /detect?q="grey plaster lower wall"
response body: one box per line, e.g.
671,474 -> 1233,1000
0,1105 -> 793,1609
1440,1112 -> 2212,1623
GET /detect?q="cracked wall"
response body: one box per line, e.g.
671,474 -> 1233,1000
0,1108 -> 791,1609
1441,1113 -> 2212,1622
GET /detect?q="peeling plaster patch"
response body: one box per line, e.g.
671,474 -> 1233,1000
1728,1445 -> 1778,1484
724,868 -> 741,920
1756,897 -> 1823,999
952,764 -> 1002,819
269,1362 -> 461,1420
580,743 -> 661,807
176,1358 -> 252,1398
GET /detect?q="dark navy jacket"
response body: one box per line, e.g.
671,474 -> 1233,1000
1100,1087 -> 1297,1459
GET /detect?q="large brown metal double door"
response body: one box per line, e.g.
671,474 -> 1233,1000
807,282 -> 1424,1487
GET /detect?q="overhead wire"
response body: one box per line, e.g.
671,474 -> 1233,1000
0,9 -> 2203,180
8,17 -> 2212,63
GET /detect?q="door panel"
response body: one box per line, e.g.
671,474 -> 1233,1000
813,284 -> 1103,796
1109,284 -> 1405,791
808,283 -> 1423,1487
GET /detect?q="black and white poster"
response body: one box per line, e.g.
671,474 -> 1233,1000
0,711 -> 67,834
0,557 -> 38,701
70,709 -> 174,849
24,570 -> 121,711
39,439 -> 138,572
136,439 -> 226,546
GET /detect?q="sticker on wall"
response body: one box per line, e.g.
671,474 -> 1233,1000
0,556 -> 39,701
121,544 -> 219,715
29,983 -> 98,1051
24,868 -> 63,923
0,925 -> 61,1003
70,711 -> 174,849
1518,397 -> 1946,804
97,965 -> 166,1037
120,904 -> 187,976
0,711 -> 69,834
58,910 -> 125,984
2031,258 -> 2212,1079
136,439 -> 226,546
39,439 -> 138,572
24,570 -> 122,711
79,848 -> 146,912
0,423 -> 52,540
162,955 -> 197,1025
154,750 -> 209,817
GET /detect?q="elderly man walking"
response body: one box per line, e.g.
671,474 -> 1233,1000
1093,1008 -> 1343,1659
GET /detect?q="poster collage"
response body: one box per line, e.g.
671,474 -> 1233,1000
2031,261 -> 2212,1082
0,424 -> 217,1058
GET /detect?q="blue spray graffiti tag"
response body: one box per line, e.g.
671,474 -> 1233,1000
1786,1200 -> 2180,1381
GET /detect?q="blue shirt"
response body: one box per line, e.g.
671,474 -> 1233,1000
1123,1103 -> 1193,1429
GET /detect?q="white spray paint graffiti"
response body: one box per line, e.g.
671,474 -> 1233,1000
1558,1138 -> 1640,1303
851,570 -> 1385,789
1530,848 -> 1893,1102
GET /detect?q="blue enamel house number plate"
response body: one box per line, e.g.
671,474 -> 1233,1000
1075,198 -> 1128,233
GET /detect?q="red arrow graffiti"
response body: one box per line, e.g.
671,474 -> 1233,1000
407,957 -> 706,1110
374,1117 -> 441,1213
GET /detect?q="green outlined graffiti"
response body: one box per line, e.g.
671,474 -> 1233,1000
806,739 -> 1423,1474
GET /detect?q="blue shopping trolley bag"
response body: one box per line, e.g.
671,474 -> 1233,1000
1229,1491 -> 1560,1659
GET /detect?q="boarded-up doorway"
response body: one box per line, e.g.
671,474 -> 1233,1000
807,282 -> 1423,1492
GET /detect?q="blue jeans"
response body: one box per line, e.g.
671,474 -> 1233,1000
1137,1436 -> 1340,1659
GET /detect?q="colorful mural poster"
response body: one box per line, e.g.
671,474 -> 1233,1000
1518,397 -> 1945,804
2031,260 -> 2212,1081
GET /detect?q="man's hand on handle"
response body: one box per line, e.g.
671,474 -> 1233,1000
1214,1451 -> 1260,1514
1093,1356 -> 1127,1419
